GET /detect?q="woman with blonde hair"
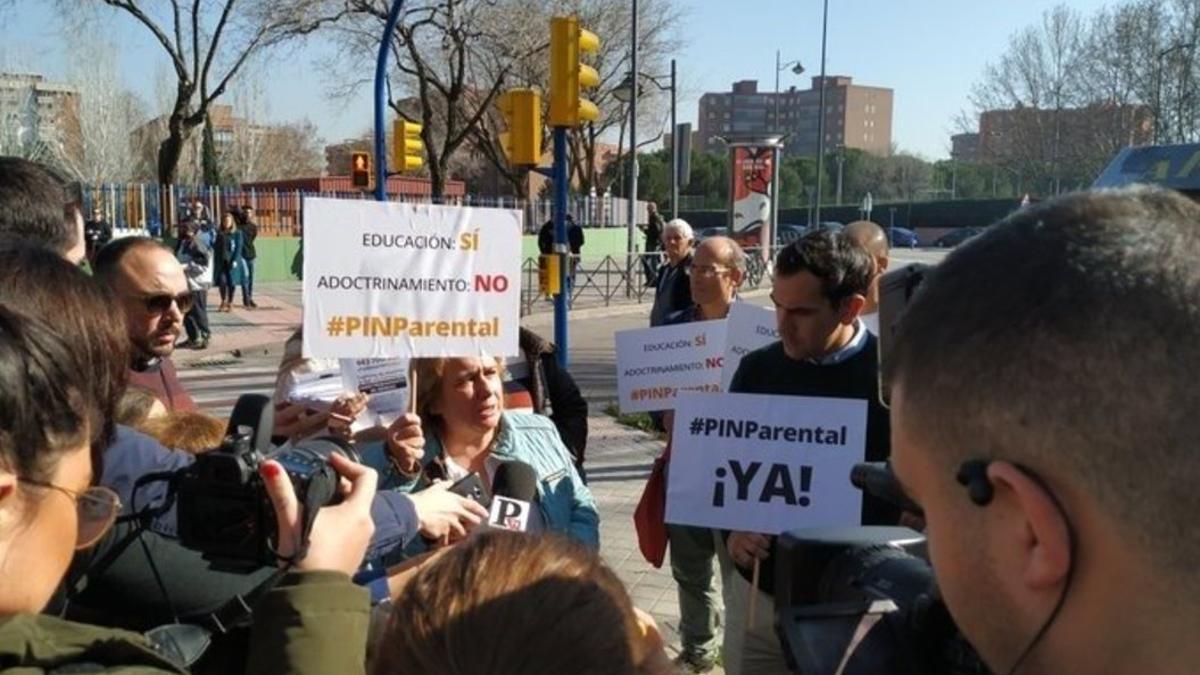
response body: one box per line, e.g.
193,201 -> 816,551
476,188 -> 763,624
362,355 -> 598,547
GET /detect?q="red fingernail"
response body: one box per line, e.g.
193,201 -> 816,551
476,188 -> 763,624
261,463 -> 282,479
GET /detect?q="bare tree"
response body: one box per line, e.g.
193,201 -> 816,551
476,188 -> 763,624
74,0 -> 349,184
56,35 -> 147,184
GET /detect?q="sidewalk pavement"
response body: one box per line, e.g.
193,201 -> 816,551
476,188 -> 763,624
179,279 -> 767,367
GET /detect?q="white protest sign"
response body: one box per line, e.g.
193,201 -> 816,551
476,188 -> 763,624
488,496 -> 532,532
615,320 -> 727,413
302,198 -> 521,359
287,358 -> 410,432
666,392 -> 867,534
720,302 -> 778,391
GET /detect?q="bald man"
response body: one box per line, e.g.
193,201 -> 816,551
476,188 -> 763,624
844,220 -> 889,333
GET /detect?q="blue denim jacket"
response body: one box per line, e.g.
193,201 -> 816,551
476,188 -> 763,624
360,412 -> 600,549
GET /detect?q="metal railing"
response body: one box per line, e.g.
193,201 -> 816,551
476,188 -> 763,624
80,183 -> 651,237
518,246 -> 780,315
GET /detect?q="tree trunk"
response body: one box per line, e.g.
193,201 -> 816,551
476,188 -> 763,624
202,114 -> 222,186
156,122 -> 186,185
429,160 -> 446,200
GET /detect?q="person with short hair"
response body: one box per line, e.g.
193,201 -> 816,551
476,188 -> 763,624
661,235 -> 746,673
843,220 -> 889,333
141,411 -> 228,454
373,530 -> 671,675
0,156 -> 86,264
721,230 -> 897,674
93,237 -> 200,411
84,205 -> 114,263
649,219 -> 695,326
888,186 -> 1200,675
239,205 -> 259,308
639,202 -> 665,286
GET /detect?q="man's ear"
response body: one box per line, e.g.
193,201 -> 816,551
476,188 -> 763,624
838,294 -> 866,325
0,469 -> 18,528
876,255 -> 890,274
986,461 -> 1072,591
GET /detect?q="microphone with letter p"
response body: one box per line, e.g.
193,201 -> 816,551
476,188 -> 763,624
488,461 -> 539,532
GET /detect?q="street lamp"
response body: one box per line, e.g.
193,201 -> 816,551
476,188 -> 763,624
774,50 -> 805,133
1155,42 -> 1196,144
614,60 -> 678,219
813,0 -> 830,225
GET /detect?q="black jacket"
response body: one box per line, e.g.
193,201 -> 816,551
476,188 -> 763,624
241,220 -> 258,260
649,253 -> 693,326
518,328 -> 589,468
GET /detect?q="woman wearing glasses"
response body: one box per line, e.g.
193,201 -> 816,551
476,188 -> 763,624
0,300 -> 374,669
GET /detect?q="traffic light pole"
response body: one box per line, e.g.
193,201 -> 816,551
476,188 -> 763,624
552,126 -> 570,368
373,0 -> 407,202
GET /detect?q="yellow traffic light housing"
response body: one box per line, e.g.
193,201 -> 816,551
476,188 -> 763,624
549,16 -> 601,127
393,119 -> 424,172
350,151 -> 371,188
496,88 -> 543,166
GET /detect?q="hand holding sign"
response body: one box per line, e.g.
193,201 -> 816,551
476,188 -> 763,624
386,413 -> 425,475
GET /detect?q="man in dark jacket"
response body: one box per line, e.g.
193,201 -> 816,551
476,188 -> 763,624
720,230 -> 898,674
649,218 -> 695,326
239,205 -> 259,308
84,205 -> 113,263
640,202 -> 664,286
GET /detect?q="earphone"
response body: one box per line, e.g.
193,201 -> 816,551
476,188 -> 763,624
956,459 -> 994,505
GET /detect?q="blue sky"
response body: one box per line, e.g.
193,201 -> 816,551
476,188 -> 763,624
1,1 -> 1114,160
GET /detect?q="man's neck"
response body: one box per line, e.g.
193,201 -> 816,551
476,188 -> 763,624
698,299 -> 732,321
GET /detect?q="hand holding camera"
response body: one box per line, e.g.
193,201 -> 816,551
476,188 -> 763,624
259,452 -> 377,575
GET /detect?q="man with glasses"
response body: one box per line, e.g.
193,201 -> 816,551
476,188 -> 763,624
94,237 -> 198,412
661,235 -> 746,673
720,230 -> 898,674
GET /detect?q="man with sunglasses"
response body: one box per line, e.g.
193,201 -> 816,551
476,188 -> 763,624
94,237 -> 198,413
719,230 -> 898,675
887,186 -> 1200,675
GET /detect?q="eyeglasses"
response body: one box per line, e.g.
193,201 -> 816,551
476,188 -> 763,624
685,264 -> 730,278
19,479 -> 122,549
137,292 -> 194,315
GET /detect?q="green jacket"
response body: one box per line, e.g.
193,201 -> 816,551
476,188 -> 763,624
0,571 -> 368,674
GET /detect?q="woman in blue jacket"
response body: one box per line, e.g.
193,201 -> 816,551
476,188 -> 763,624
361,356 -> 599,550
213,211 -> 244,312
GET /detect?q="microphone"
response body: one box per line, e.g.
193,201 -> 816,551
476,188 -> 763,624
488,461 -> 539,532
850,462 -> 923,515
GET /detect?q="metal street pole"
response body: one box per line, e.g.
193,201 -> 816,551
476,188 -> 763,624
626,0 -> 639,257
774,49 -> 781,131
373,0 -> 407,201
553,126 -> 569,367
813,0 -> 830,225
670,58 -> 678,220
835,145 -> 844,205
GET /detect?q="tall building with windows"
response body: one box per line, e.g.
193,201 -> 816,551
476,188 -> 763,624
0,73 -> 81,162
697,76 -> 892,156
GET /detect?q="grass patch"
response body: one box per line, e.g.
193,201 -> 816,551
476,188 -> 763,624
602,402 -> 662,435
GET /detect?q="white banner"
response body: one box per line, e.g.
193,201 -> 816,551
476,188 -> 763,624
615,320 -> 727,413
302,198 -> 521,359
666,392 -> 867,534
720,302 -> 778,390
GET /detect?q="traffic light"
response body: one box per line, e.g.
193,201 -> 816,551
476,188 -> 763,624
351,151 -> 371,188
549,16 -> 600,127
496,88 -> 543,165
393,119 -> 424,172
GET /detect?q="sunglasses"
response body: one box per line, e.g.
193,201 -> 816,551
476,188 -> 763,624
138,292 -> 194,315
19,479 -> 122,549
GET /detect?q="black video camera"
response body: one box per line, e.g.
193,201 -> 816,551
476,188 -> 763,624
149,395 -> 358,572
774,520 -> 987,674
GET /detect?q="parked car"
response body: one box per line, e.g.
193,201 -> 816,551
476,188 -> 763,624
933,227 -> 982,248
731,222 -> 806,248
695,226 -> 727,241
889,227 -> 919,248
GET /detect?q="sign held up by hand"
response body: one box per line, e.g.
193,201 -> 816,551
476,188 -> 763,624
666,392 -> 868,534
